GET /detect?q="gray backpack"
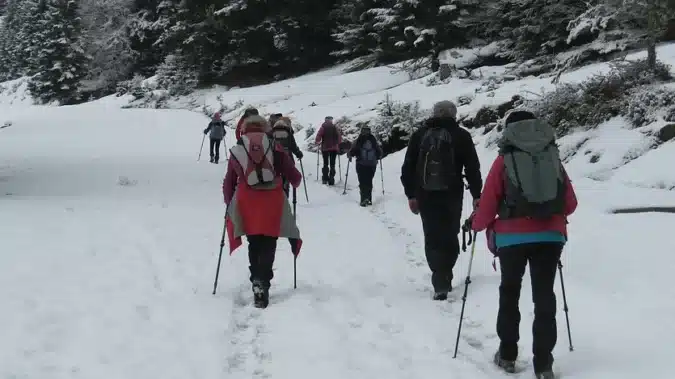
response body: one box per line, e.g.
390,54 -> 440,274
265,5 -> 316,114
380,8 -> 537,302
359,139 -> 378,166
498,119 -> 566,219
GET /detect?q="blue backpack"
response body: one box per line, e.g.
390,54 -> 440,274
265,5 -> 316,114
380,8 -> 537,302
359,139 -> 378,166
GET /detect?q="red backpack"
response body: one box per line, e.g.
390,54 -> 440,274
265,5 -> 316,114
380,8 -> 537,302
231,132 -> 277,190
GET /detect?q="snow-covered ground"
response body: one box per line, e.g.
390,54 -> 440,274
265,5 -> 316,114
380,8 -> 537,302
2,43 -> 675,379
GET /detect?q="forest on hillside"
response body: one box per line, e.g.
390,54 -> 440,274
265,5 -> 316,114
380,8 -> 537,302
0,0 -> 674,105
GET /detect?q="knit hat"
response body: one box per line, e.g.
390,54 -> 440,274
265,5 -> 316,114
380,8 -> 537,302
242,115 -> 270,134
432,100 -> 457,119
504,109 -> 536,126
213,112 -> 221,121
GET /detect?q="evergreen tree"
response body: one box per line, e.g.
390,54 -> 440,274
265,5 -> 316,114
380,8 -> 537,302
28,0 -> 89,104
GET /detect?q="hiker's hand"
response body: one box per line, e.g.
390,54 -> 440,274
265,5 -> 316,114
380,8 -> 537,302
297,151 -> 304,159
408,198 -> 419,215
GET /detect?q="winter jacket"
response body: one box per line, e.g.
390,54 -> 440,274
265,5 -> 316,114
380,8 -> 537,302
204,120 -> 226,140
349,134 -> 382,166
400,116 -> 483,200
223,126 -> 303,254
315,121 -> 342,152
471,153 -> 578,242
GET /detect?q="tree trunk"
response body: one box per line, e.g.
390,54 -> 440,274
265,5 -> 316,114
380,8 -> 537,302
647,38 -> 657,69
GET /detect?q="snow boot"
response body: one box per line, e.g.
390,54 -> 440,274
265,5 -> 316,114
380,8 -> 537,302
252,280 -> 269,308
493,351 -> 516,373
433,291 -> 448,301
535,371 -> 555,379
209,156 -> 214,163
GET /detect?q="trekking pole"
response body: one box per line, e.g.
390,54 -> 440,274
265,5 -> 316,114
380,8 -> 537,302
343,159 -> 351,195
558,260 -> 574,351
453,221 -> 477,358
316,151 -> 319,182
212,216 -> 227,295
197,134 -> 206,161
379,159 -> 385,195
299,159 -> 309,202
292,187 -> 298,289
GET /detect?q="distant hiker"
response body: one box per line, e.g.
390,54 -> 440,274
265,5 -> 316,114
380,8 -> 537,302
235,107 -> 259,140
471,110 -> 578,379
272,116 -> 304,198
203,112 -> 227,164
223,114 -> 303,308
348,122 -> 382,206
315,116 -> 342,185
400,100 -> 483,300
268,113 -> 283,129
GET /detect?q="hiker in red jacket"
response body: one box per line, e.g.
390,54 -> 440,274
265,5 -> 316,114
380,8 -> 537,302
314,116 -> 342,185
235,107 -> 260,140
471,110 -> 578,379
223,114 -> 302,308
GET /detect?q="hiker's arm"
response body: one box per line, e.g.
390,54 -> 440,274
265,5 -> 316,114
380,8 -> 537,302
563,168 -> 578,216
461,131 -> 483,200
314,126 -> 323,144
204,122 -> 212,134
222,158 -> 238,205
289,134 -> 303,159
472,156 -> 504,231
277,150 -> 302,187
400,130 -> 421,200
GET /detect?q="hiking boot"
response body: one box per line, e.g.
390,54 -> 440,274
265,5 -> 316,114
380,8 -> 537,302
365,198 -> 372,206
493,351 -> 516,373
359,199 -> 367,207
209,156 -> 214,163
535,371 -> 555,379
328,177 -> 335,186
214,157 -> 219,164
433,291 -> 448,301
252,280 -> 269,308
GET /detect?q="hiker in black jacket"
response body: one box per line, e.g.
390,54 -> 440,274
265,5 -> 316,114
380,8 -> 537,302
400,100 -> 483,300
348,122 -> 383,206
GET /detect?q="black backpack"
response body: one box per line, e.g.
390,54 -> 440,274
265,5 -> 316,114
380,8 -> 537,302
272,126 -> 292,153
416,126 -> 458,191
322,123 -> 339,148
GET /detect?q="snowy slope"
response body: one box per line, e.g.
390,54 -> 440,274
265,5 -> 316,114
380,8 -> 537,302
2,43 -> 675,379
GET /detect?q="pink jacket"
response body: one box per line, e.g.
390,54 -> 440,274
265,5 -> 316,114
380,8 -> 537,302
315,122 -> 342,152
472,155 -> 578,236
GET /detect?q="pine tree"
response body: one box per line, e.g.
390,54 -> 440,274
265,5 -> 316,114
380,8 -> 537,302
28,0 -> 89,104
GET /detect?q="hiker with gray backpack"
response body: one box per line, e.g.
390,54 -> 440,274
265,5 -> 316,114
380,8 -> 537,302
400,100 -> 483,301
470,110 -> 578,379
348,122 -> 383,206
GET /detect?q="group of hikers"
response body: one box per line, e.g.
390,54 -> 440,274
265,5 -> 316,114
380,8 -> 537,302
214,100 -> 578,379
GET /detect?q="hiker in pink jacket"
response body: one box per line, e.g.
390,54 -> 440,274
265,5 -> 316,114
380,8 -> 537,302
314,116 -> 342,185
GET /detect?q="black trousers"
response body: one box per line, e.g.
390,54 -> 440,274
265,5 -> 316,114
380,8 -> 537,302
418,192 -> 463,292
209,138 -> 222,160
247,235 -> 278,289
321,151 -> 338,181
496,242 -> 563,373
356,164 -> 376,200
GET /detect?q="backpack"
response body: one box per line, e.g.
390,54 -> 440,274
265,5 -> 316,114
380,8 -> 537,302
322,123 -> 339,148
498,120 -> 566,219
230,132 -> 277,190
272,126 -> 292,154
416,126 -> 458,191
359,138 -> 378,166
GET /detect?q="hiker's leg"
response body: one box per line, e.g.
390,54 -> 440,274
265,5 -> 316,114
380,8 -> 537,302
496,244 -> 529,362
528,242 -> 563,373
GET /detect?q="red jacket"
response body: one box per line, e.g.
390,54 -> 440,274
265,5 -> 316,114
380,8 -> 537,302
223,148 -> 301,204
315,122 -> 342,152
472,155 -> 578,236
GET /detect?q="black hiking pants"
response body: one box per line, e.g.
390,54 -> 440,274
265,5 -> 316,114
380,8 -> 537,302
321,151 -> 338,182
356,164 -> 376,200
496,242 -> 563,373
248,235 -> 278,289
209,138 -> 222,161
418,192 -> 463,293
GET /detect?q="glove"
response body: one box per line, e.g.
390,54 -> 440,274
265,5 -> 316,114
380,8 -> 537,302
408,198 -> 419,215
297,151 -> 304,159
203,129 -> 208,135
